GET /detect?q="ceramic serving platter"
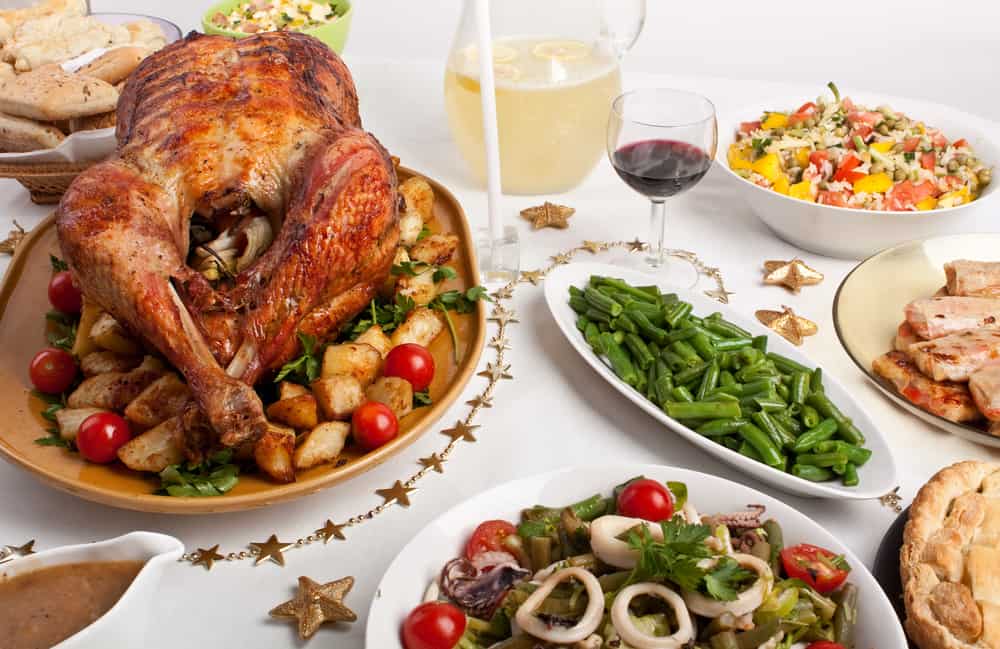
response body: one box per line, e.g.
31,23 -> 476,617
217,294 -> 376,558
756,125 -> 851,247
543,262 -> 897,499
0,167 -> 485,513
367,463 -> 909,648
834,233 -> 1000,447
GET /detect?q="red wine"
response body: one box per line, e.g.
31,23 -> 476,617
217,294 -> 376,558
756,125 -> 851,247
612,139 -> 712,199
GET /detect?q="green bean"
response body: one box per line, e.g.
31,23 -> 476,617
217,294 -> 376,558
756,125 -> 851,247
792,464 -> 833,481
613,313 -> 638,335
627,307 -> 669,344
597,276 -> 658,303
664,326 -> 698,344
665,301 -> 693,328
665,400 -> 741,420
654,375 -> 675,406
742,378 -> 778,396
763,519 -> 783,574
575,314 -> 591,333
671,340 -> 703,366
600,333 -> 638,386
691,331 -> 718,360
568,285 -> 584,299
572,494 -> 611,521
625,300 -> 666,324
714,337 -> 753,352
796,451 -> 850,467
752,335 -> 768,352
753,397 -> 787,412
806,392 -> 865,444
671,386 -> 694,403
719,370 -> 737,387
528,535 -> 551,572
646,363 -> 658,400
721,436 -> 741,450
635,365 -> 647,394
710,631 -> 740,649
772,411 -> 802,434
584,307 -> 612,326
816,440 -> 873,466
734,615 -> 779,649
661,350 -> 689,372
738,423 -> 784,467
624,333 -> 655,370
704,316 -> 753,339
697,361 -> 721,400
597,322 -> 610,333
584,286 -> 622,316
810,367 -> 824,392
635,284 -> 660,298
791,418 -> 838,453
775,383 -> 790,401
710,384 -> 743,398
584,322 -> 601,351
697,418 -> 748,437
752,411 -> 796,449
675,361 -> 711,385
785,402 -> 801,417
661,292 -> 679,305
842,462 -> 859,486
737,440 -> 763,462
801,404 -> 821,429
648,341 -> 660,357
569,295 -> 589,314
705,391 -> 739,403
695,325 -> 725,342
612,330 -> 625,345
790,371 -> 810,404
832,583 -> 858,648
767,352 -> 811,375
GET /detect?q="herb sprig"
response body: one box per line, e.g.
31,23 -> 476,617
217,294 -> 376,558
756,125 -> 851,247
158,449 -> 240,497
274,332 -> 322,385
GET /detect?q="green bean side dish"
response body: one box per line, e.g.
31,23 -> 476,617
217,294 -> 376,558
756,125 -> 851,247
569,276 -> 872,487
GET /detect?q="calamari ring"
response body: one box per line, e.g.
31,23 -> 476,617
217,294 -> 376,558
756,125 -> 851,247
611,582 -> 695,649
514,567 -> 604,643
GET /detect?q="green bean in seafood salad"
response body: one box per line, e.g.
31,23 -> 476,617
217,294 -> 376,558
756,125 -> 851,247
400,477 -> 859,649
728,82 -> 992,211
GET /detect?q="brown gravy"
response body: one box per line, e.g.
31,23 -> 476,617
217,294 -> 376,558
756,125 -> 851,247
0,560 -> 144,649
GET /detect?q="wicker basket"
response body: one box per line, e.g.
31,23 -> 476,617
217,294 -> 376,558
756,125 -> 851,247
0,161 -> 95,205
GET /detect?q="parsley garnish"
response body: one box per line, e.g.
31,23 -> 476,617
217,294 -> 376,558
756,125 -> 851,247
413,390 -> 432,408
32,390 -> 70,448
904,152 -> 915,162
50,255 -> 68,272
432,266 -> 457,283
704,556 -> 756,600
46,309 -> 78,351
158,449 -> 240,497
417,225 -> 432,241
751,137 -> 772,156
391,261 -> 432,277
274,332 -> 322,385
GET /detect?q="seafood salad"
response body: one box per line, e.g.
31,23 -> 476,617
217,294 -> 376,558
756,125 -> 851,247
728,83 -> 992,211
400,478 -> 858,649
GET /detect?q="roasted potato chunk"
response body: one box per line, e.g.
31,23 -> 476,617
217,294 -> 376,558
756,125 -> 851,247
117,415 -> 185,472
255,425 -> 296,483
266,394 -> 319,430
72,300 -> 103,358
391,308 -> 445,348
399,176 -> 434,222
321,342 -> 381,386
67,356 -> 165,409
410,234 -> 459,266
55,407 -> 107,441
89,312 -> 142,355
293,421 -> 349,470
399,209 -> 423,247
278,381 -> 309,400
365,376 -> 413,419
355,325 -> 392,358
124,373 -> 191,429
80,350 -> 142,376
312,375 -> 364,420
397,269 -> 437,306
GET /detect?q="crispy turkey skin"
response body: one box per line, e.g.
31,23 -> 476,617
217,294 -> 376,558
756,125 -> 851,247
56,32 -> 399,455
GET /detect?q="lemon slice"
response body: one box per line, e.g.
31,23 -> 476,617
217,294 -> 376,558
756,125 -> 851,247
532,39 -> 590,61
493,63 -> 521,82
462,44 -> 519,64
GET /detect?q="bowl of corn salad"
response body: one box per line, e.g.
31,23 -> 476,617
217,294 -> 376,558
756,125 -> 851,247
202,0 -> 352,52
718,83 -> 999,259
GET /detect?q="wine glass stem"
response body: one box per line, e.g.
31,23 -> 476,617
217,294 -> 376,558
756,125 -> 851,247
647,199 -> 667,268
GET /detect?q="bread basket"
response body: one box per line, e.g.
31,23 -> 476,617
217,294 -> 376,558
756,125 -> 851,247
0,160 -> 95,204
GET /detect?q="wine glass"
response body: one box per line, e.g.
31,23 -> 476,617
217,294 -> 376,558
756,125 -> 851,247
607,88 -> 717,279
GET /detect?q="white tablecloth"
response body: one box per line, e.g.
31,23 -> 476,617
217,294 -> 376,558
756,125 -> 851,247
1,1 -> 998,646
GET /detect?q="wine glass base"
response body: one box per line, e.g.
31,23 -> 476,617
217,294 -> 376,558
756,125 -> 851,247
607,250 -> 700,290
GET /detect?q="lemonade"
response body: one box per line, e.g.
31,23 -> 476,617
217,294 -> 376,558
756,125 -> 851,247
444,36 -> 622,195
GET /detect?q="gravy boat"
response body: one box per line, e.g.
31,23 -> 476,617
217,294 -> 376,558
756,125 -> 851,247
0,531 -> 184,648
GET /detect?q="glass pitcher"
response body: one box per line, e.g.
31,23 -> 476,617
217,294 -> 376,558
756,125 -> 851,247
444,0 -> 646,195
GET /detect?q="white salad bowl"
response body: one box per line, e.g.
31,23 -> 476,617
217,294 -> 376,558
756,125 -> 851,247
716,92 -> 1000,260
543,262 -> 897,500
0,531 -> 184,648
367,464 -> 908,649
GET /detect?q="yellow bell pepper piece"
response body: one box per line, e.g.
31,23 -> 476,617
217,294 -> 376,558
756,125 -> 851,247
938,186 -> 970,207
773,174 -> 790,195
795,147 -> 810,168
915,197 -> 938,211
916,123 -> 926,134
750,153 -> 782,183
788,180 -> 814,202
727,144 -> 752,171
870,141 -> 895,154
853,173 -> 893,194
761,112 -> 788,130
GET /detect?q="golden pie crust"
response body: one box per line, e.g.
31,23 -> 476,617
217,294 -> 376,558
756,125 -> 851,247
902,461 -> 1000,649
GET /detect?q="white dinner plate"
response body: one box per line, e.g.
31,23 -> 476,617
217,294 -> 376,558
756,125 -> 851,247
542,262 -> 897,500
366,464 -> 908,649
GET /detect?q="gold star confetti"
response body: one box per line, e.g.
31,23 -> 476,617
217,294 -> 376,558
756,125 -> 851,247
551,252 -> 573,265
315,520 -> 346,543
489,335 -> 511,352
489,306 -> 519,325
250,534 -> 294,566
467,395 -> 493,409
419,453 -> 446,473
269,576 -> 357,639
376,481 -> 415,507
762,258 -> 824,294
192,544 -> 224,570
756,306 -> 818,346
520,270 -> 544,285
478,362 -> 513,381
0,540 -> 35,564
492,285 -> 514,300
704,287 -> 735,304
581,240 -> 607,254
0,221 -> 25,255
442,420 -> 479,443
627,238 -> 646,252
520,201 -> 575,229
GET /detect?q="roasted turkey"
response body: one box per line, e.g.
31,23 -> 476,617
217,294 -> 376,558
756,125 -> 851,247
56,32 -> 399,457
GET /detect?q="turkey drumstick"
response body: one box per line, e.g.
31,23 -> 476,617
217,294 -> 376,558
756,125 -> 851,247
57,32 -> 398,452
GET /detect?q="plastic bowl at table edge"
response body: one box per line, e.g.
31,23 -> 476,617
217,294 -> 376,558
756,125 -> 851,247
542,261 -> 898,500
715,91 -> 1000,260
366,464 -> 909,649
201,0 -> 353,53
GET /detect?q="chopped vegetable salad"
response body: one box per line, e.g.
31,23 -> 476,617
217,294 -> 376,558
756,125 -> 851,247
211,0 -> 343,34
729,83 -> 992,211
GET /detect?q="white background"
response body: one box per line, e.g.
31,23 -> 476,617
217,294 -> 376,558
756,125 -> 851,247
0,1 -> 998,647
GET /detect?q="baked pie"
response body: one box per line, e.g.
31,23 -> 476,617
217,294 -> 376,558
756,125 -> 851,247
902,461 -> 1000,649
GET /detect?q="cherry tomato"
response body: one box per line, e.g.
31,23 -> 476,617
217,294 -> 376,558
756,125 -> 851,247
384,343 -> 435,392
921,152 -> 937,171
805,642 -> 846,649
76,412 -> 131,464
48,270 -> 82,314
617,479 -> 674,522
29,347 -> 77,394
465,520 -> 517,560
780,543 -> 850,594
401,601 -> 466,649
351,401 -> 398,451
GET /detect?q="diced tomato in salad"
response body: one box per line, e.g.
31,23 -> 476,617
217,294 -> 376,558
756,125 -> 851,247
903,137 -> 922,152
847,111 -> 883,127
920,152 -> 937,171
787,101 -> 817,126
885,180 -> 939,211
739,120 -> 761,134
832,154 -> 865,183
817,190 -> 851,207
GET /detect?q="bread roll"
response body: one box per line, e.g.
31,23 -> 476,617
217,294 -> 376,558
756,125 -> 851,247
0,112 -> 65,152
77,46 -> 148,85
0,64 -> 118,121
